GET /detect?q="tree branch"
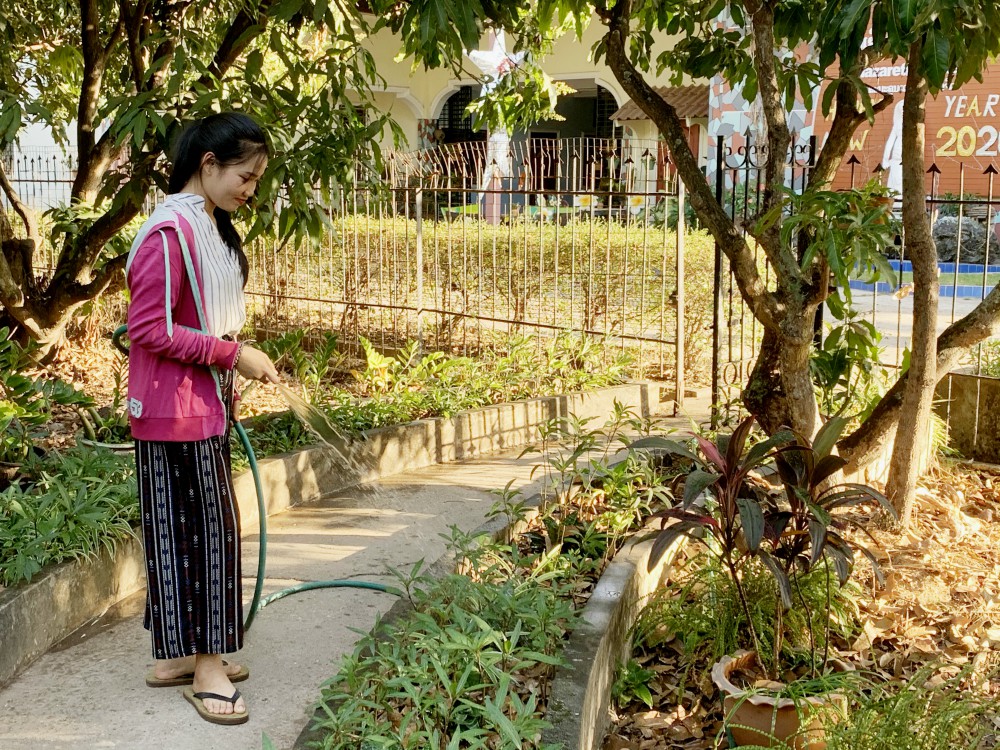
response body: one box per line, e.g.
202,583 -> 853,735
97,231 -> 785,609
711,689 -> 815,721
743,0 -> 799,288
839,262 -> 1000,473
73,0 -> 120,202
811,79 -> 893,189
200,0 -> 277,86
599,2 -> 781,331
120,0 -> 147,91
0,158 -> 39,242
63,253 -> 130,305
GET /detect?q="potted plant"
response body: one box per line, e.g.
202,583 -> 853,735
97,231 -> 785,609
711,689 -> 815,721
77,355 -> 133,453
633,416 -> 895,748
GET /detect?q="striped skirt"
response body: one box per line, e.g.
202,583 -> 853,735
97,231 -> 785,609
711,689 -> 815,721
135,435 -> 243,659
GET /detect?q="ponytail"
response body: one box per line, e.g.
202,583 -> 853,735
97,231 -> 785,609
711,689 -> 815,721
214,207 -> 250,282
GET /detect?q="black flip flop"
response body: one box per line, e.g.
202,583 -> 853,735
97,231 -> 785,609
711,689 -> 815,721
182,686 -> 249,725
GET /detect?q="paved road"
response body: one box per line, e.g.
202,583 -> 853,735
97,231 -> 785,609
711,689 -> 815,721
845,290 -> 983,367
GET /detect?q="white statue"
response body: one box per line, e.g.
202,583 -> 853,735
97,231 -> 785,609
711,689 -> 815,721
465,31 -> 525,221
882,100 -> 905,198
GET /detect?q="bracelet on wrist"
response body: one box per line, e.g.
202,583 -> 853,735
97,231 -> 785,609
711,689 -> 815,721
234,342 -> 246,370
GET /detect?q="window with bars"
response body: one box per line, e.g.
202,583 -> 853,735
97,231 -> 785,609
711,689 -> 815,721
437,86 -> 485,142
595,87 -> 621,139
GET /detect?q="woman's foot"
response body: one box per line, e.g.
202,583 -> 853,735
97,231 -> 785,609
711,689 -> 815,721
192,654 -> 247,717
153,655 -> 244,681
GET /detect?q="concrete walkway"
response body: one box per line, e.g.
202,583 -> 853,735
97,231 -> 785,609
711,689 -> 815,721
0,403 -> 707,750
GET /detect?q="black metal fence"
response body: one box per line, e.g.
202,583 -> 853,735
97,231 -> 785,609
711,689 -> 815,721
710,135 -> 1000,424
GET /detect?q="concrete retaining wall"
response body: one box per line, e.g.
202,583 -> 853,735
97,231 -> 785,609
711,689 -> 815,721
232,381 -> 667,527
0,381 -> 667,687
936,370 -> 1000,464
540,535 -> 685,750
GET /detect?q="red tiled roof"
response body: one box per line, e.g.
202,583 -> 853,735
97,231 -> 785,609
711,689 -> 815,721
611,84 -> 709,121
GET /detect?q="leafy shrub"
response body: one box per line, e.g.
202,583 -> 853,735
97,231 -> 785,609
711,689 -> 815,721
820,667 -> 1000,750
969,338 -> 1000,378
0,327 -> 91,465
258,329 -> 343,403
0,447 -> 138,585
312,556 -> 575,750
239,332 -> 633,462
78,354 -> 132,444
632,551 -> 860,690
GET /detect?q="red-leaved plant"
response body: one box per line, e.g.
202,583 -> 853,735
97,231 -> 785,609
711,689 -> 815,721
631,415 -> 895,677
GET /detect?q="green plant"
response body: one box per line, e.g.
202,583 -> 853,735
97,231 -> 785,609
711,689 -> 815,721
633,551 -> 860,696
761,181 -> 900,313
634,416 -> 894,678
969,338 -> 1000,377
78,354 -> 132,444
811,315 -> 889,422
312,559 -> 575,749
0,327 -> 91,466
0,446 -> 138,585
258,329 -> 343,404
638,194 -> 702,231
232,331 -> 633,464
612,658 -> 656,709
821,666 -> 1000,750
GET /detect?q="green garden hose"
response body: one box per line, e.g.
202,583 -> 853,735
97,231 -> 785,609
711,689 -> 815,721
112,324 -> 401,633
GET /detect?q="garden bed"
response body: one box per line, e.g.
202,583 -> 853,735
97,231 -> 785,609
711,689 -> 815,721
0,380 -> 669,687
296,410 -> 684,749
603,460 -> 1000,749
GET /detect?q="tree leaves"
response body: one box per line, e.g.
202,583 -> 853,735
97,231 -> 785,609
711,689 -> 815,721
921,26 -> 951,92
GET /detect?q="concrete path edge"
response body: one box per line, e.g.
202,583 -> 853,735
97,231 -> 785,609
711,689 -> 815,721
0,381 -> 668,688
540,535 -> 687,750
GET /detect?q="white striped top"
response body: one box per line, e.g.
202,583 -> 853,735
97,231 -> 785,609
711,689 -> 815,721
128,193 -> 246,338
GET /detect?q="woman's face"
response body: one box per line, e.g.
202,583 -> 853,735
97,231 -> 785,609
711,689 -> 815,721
201,152 -> 267,213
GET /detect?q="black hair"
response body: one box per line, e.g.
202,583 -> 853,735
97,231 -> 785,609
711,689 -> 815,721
168,112 -> 269,284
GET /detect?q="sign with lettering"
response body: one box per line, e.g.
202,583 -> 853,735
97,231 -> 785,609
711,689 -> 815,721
813,60 -> 1000,196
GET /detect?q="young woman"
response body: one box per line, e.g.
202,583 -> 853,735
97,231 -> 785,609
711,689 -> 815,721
125,112 -> 280,725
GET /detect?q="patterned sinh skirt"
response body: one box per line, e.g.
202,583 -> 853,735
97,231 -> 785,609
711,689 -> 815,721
135,433 -> 243,659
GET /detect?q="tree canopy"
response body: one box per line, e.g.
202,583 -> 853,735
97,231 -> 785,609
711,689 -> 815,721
365,0 -> 1000,518
0,0 -> 401,348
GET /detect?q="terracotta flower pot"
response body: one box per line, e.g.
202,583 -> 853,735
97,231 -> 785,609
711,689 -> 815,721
711,651 -> 847,749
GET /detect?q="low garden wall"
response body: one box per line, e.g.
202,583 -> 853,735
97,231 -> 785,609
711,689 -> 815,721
0,381 -> 669,687
935,369 -> 1000,463
540,534 -> 686,750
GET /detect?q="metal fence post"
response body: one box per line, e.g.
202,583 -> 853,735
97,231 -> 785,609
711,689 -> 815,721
711,139 -> 725,429
675,174 -> 685,416
415,185 -> 425,345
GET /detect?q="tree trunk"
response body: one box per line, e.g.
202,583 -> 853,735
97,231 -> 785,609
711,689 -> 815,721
743,328 -> 791,434
743,316 -> 819,437
0,300 -> 81,360
884,43 -> 936,527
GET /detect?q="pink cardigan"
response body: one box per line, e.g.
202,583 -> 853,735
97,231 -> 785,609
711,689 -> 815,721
126,216 -> 240,441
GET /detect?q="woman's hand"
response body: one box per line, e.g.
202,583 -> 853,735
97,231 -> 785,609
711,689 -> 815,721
236,345 -> 280,383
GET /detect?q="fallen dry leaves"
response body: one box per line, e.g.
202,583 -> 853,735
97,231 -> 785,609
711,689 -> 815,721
605,460 -> 1000,749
